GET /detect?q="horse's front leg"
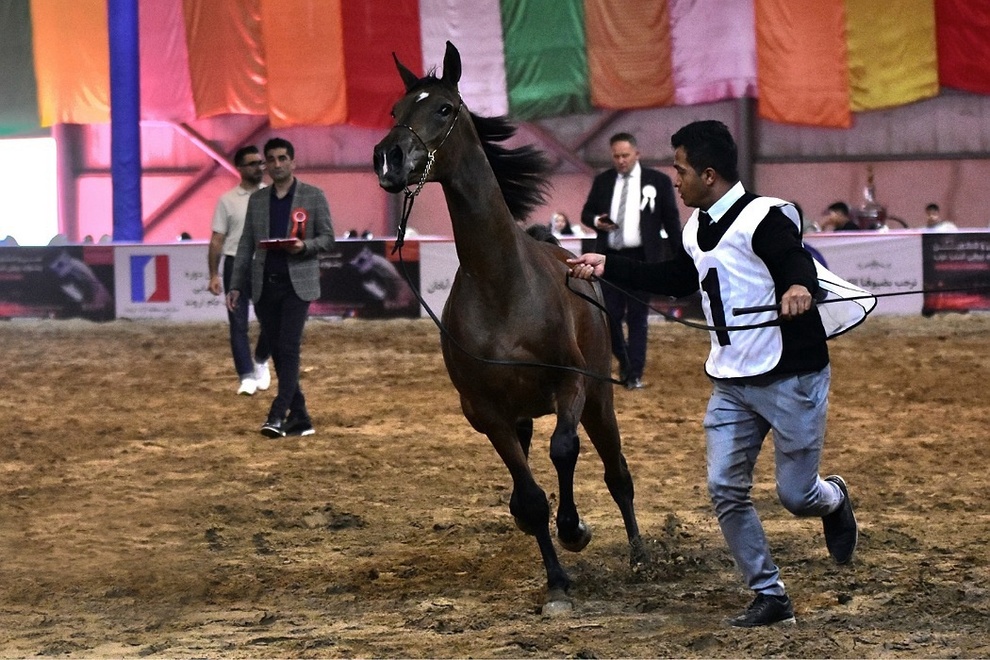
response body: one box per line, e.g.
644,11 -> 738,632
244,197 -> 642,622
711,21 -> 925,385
482,422 -> 572,605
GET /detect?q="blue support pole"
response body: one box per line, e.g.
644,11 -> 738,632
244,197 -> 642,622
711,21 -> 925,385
108,0 -> 143,242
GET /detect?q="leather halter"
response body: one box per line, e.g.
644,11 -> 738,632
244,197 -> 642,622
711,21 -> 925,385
391,97 -> 464,254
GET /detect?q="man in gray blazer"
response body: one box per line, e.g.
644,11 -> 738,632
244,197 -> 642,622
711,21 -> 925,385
227,137 -> 335,438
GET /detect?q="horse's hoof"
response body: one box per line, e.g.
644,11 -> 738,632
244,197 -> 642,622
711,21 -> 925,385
629,535 -> 651,567
513,516 -> 538,536
558,521 -> 592,553
542,590 -> 573,617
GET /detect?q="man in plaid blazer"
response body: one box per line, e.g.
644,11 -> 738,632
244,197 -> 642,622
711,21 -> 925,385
228,137 -> 335,438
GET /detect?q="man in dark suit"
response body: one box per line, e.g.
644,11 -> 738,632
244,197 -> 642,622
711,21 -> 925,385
581,132 -> 681,389
228,137 -> 335,438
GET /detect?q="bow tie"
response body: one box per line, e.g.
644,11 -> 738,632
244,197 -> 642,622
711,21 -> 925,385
700,210 -> 714,225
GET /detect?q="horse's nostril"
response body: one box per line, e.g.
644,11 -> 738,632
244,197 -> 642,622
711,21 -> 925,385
388,145 -> 404,169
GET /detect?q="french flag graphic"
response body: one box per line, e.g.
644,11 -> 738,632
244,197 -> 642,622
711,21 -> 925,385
130,255 -> 170,302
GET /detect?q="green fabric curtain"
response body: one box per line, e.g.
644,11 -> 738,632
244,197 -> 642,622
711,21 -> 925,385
500,0 -> 590,119
0,1 -> 41,136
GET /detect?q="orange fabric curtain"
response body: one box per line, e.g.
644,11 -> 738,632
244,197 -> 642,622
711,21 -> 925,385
260,0 -> 347,127
585,0 -> 674,109
755,0 -> 851,128
845,0 -> 938,112
30,0 -> 111,126
182,0 -> 267,118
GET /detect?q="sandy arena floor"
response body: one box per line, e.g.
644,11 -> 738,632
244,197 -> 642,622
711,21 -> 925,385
0,313 -> 988,658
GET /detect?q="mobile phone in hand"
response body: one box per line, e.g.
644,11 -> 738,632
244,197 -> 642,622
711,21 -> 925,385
596,214 -> 616,226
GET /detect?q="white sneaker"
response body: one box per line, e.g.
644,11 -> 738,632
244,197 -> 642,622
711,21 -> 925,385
254,361 -> 271,391
237,377 -> 258,396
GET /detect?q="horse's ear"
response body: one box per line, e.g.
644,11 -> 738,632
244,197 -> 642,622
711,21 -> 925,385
393,52 -> 419,92
441,41 -> 462,87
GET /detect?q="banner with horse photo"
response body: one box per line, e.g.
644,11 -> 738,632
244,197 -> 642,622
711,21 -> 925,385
922,232 -> 990,316
0,245 -> 114,321
312,239 -> 421,319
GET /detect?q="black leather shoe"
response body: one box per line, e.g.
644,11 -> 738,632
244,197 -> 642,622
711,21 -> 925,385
727,593 -> 796,628
260,416 -> 286,438
284,413 -> 315,437
822,475 -> 858,564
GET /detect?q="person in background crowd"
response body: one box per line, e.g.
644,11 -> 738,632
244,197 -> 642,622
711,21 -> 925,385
568,120 -> 858,629
208,145 -> 272,396
925,203 -> 957,232
820,202 -> 860,232
580,132 -> 681,390
227,138 -> 335,439
549,211 -> 586,237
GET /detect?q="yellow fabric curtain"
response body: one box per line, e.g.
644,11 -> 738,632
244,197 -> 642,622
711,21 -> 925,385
31,0 -> 110,126
846,0 -> 938,111
756,0 -> 851,128
260,0 -> 347,127
183,0 -> 267,118
585,0 -> 674,109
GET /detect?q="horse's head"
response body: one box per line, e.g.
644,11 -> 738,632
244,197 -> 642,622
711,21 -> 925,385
374,41 -> 465,194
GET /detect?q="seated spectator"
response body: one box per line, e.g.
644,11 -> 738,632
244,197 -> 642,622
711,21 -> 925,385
549,211 -> 587,237
925,203 -> 957,232
820,202 -> 860,231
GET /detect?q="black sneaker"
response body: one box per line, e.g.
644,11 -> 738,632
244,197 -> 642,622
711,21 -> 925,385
727,593 -> 796,628
260,416 -> 286,439
284,413 -> 315,437
822,475 -> 857,564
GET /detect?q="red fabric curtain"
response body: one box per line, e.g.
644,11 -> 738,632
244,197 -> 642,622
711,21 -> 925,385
340,0 -> 423,128
935,0 -> 990,94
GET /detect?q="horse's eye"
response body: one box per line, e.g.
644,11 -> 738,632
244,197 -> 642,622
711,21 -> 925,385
438,104 -> 453,117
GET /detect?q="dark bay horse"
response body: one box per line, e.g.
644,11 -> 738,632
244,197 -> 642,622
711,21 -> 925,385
373,42 -> 646,610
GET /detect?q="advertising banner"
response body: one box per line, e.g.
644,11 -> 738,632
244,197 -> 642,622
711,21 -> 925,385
0,245 -> 115,320
921,232 -> 990,315
805,233 -> 924,315
113,243 -> 226,321
312,239 -> 421,319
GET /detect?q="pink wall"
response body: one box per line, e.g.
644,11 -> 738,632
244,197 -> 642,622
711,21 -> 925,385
70,158 -> 990,245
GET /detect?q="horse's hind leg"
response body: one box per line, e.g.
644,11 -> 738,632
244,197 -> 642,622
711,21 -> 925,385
581,395 -> 649,565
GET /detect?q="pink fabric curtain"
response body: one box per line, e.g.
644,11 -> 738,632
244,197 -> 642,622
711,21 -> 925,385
669,0 -> 758,105
139,0 -> 195,122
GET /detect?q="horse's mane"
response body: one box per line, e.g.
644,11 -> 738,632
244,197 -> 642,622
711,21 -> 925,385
469,113 -> 551,222
412,72 -> 551,222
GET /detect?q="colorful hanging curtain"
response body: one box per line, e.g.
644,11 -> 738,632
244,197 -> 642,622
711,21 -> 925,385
5,0 -> 990,135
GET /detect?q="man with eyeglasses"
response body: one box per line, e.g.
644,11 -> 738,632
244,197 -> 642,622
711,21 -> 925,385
208,145 -> 272,396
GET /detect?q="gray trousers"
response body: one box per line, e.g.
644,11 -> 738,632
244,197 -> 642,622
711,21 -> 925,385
704,366 -> 843,595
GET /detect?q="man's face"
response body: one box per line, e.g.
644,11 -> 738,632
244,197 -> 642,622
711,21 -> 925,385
610,140 -> 639,175
672,146 -> 708,209
238,153 -> 265,186
926,208 -> 940,226
265,147 -> 295,184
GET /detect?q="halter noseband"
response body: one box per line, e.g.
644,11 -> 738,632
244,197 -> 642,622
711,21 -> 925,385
391,96 -> 464,254
394,97 -> 464,200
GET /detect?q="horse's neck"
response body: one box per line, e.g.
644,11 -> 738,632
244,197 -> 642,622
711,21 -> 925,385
441,154 -> 522,278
